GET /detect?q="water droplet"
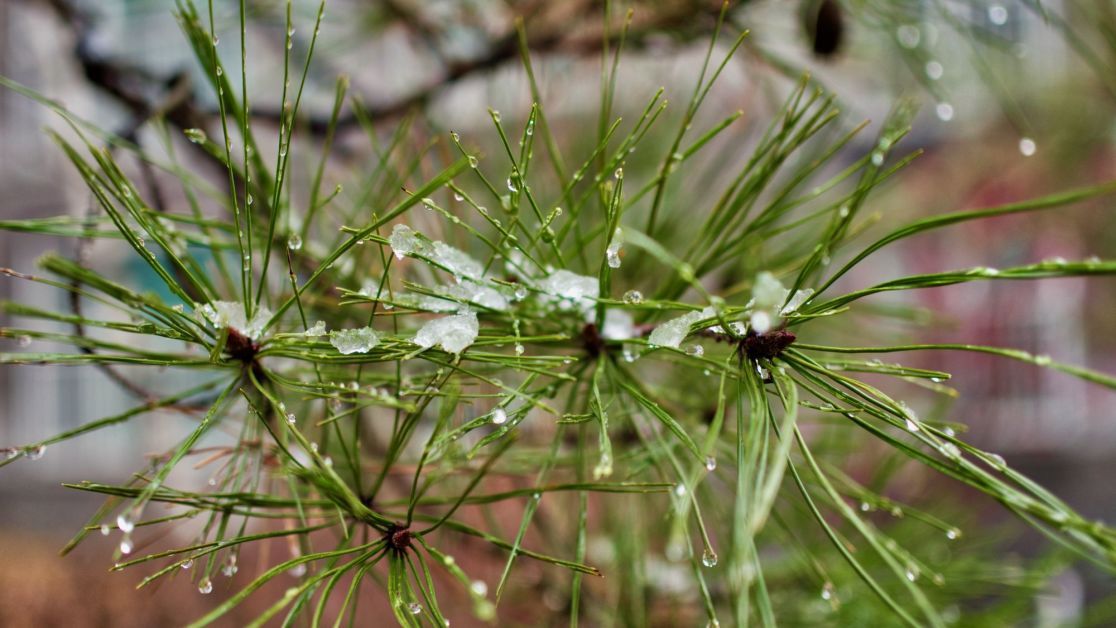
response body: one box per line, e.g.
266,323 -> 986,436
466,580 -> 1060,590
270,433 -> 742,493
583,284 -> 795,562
939,443 -> 961,459
905,418 -> 920,433
221,554 -> 238,577
470,580 -> 488,596
287,234 -> 302,251
491,408 -> 508,425
182,559 -> 194,570
289,563 -> 307,577
506,177 -> 518,193
988,453 -> 1006,469
946,527 -> 960,540
100,524 -> 110,536
674,484 -> 687,497
468,155 -> 479,168
701,548 -> 718,567
925,60 -> 944,80
407,602 -> 422,615
1019,137 -> 1036,156
117,514 -> 135,534
199,577 -> 213,594
685,344 -> 704,357
119,536 -> 133,554
870,151 -> 885,166
988,4 -> 1008,25
514,343 -> 524,355
1034,354 -> 1051,366
905,566 -> 919,582
623,290 -> 644,304
935,102 -> 954,121
860,501 -> 872,512
897,24 -> 921,49
821,582 -> 835,601
27,444 -> 45,460
491,110 -> 501,122
184,128 -> 207,144
704,456 -> 717,472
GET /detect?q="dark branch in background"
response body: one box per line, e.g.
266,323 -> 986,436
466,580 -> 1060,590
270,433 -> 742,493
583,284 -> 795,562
34,0 -> 730,134
295,0 -> 732,131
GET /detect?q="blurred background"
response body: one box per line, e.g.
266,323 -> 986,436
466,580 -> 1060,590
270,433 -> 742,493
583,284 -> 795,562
2,0 -> 1116,624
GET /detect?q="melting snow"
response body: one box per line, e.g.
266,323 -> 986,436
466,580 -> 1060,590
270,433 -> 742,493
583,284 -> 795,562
414,311 -> 479,354
329,327 -> 380,354
540,270 -> 598,311
599,309 -> 635,340
389,224 -> 427,260
197,301 -> 272,339
648,307 -> 714,349
389,224 -> 483,281
749,272 -> 812,332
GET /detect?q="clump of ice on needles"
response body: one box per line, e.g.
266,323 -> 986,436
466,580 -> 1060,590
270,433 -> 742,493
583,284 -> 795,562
329,327 -> 380,355
414,311 -> 479,354
389,224 -> 482,281
599,309 -> 635,340
196,301 -> 272,340
648,307 -> 714,349
389,223 -> 502,354
540,270 -> 598,311
645,272 -> 813,349
749,271 -> 812,333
